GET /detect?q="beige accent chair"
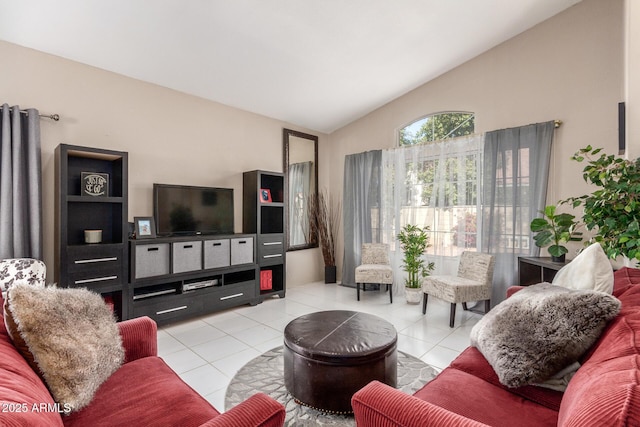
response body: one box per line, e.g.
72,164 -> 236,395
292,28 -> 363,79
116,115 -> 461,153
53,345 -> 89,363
355,243 -> 393,303
422,251 -> 495,327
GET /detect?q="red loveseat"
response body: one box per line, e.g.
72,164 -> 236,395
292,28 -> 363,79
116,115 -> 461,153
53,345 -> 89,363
352,267 -> 640,426
0,310 -> 285,426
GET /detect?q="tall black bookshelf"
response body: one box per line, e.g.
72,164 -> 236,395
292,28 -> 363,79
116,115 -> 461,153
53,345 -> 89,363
243,170 -> 286,300
54,144 -> 129,320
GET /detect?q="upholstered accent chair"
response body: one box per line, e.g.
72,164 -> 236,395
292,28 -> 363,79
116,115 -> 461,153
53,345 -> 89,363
422,251 -> 495,327
0,258 -> 46,296
355,243 -> 393,303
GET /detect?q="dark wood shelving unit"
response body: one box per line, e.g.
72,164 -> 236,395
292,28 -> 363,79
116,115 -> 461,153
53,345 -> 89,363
128,234 -> 259,325
55,144 -> 129,321
243,170 -> 286,300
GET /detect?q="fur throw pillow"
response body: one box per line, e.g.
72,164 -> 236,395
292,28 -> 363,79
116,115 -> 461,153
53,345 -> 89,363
470,283 -> 620,388
4,284 -> 124,412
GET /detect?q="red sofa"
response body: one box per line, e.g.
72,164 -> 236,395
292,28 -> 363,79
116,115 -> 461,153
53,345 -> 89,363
0,309 -> 285,426
352,267 -> 640,426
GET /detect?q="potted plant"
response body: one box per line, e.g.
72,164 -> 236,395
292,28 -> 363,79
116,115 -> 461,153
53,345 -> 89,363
396,224 -> 435,303
564,145 -> 640,263
530,204 -> 582,262
308,190 -> 341,283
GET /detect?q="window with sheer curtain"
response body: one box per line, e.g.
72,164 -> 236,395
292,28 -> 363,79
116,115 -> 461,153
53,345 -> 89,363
342,120 -> 554,303
381,135 -> 483,292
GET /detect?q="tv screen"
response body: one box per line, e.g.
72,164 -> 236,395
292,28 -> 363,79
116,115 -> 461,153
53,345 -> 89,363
154,184 -> 234,236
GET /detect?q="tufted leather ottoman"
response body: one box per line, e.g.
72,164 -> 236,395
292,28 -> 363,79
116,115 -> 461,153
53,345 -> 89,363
283,310 -> 397,413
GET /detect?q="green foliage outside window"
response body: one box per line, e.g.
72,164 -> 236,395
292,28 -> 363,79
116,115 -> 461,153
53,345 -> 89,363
400,112 -> 474,146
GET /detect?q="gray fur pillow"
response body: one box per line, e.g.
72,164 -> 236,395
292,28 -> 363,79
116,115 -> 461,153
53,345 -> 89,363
470,282 -> 620,388
4,284 -> 124,412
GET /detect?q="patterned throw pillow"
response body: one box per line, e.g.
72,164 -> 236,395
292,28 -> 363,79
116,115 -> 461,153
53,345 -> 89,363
0,258 -> 46,295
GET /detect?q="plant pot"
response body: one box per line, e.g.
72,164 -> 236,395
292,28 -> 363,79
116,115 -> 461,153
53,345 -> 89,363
404,286 -> 422,304
551,254 -> 566,263
324,265 -> 337,284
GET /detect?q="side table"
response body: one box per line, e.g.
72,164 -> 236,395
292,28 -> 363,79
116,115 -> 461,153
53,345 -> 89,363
518,256 -> 570,285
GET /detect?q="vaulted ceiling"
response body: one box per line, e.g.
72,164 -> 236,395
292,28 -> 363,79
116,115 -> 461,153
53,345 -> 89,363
0,0 -> 582,133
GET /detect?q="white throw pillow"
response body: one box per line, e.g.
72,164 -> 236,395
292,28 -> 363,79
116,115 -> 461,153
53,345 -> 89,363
552,243 -> 614,294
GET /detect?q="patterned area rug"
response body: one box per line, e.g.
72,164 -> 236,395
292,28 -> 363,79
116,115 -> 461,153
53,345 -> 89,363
225,346 -> 438,426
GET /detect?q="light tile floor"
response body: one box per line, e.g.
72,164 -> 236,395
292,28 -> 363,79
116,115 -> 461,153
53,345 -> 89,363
158,281 -> 483,411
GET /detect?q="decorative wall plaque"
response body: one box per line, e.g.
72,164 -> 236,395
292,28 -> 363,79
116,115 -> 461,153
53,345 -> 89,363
81,172 -> 109,197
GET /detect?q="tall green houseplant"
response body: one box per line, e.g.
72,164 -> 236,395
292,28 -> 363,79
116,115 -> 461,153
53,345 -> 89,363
565,145 -> 640,261
396,224 -> 435,289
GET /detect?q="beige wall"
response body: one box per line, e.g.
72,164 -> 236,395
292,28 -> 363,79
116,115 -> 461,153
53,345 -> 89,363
626,0 -> 640,160
0,0 -> 631,286
327,0 -> 625,276
0,40 -> 326,285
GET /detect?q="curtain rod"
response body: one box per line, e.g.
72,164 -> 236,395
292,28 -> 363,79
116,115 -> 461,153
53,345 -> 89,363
554,120 -> 562,128
0,105 -> 60,121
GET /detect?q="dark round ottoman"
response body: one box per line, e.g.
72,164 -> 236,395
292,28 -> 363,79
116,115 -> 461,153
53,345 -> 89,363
283,310 -> 397,414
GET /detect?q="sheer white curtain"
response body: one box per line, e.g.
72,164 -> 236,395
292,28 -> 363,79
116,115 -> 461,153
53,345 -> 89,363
288,161 -> 312,247
381,135 -> 483,295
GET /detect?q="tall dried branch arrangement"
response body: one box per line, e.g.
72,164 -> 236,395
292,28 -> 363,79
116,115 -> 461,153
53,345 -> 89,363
308,190 -> 341,267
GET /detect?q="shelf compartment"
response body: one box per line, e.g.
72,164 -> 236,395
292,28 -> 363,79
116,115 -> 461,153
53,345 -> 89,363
260,264 -> 284,296
66,202 -> 124,245
260,206 -> 284,234
225,268 -> 256,286
260,174 -> 285,203
133,282 -> 180,301
67,152 -> 125,198
183,275 -> 223,291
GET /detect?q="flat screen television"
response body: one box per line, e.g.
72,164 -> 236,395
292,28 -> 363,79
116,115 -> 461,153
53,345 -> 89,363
153,184 -> 234,236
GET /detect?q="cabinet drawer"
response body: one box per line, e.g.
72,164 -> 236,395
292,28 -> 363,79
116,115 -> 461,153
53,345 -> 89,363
231,237 -> 254,265
203,281 -> 255,310
132,294 -> 201,323
68,268 -> 122,288
172,241 -> 203,273
67,245 -> 122,273
203,239 -> 230,269
258,235 -> 284,254
135,243 -> 170,279
258,251 -> 284,266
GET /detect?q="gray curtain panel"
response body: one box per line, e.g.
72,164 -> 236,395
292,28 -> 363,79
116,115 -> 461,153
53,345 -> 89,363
481,121 -> 554,305
341,150 -> 382,287
0,104 -> 43,260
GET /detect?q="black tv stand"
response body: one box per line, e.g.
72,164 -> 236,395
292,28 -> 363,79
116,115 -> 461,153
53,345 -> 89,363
128,233 -> 259,325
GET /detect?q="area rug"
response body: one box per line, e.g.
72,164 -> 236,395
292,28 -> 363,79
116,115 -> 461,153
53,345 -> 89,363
225,346 -> 438,426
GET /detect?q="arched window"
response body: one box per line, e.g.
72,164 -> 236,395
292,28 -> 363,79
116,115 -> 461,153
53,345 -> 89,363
399,112 -> 474,146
